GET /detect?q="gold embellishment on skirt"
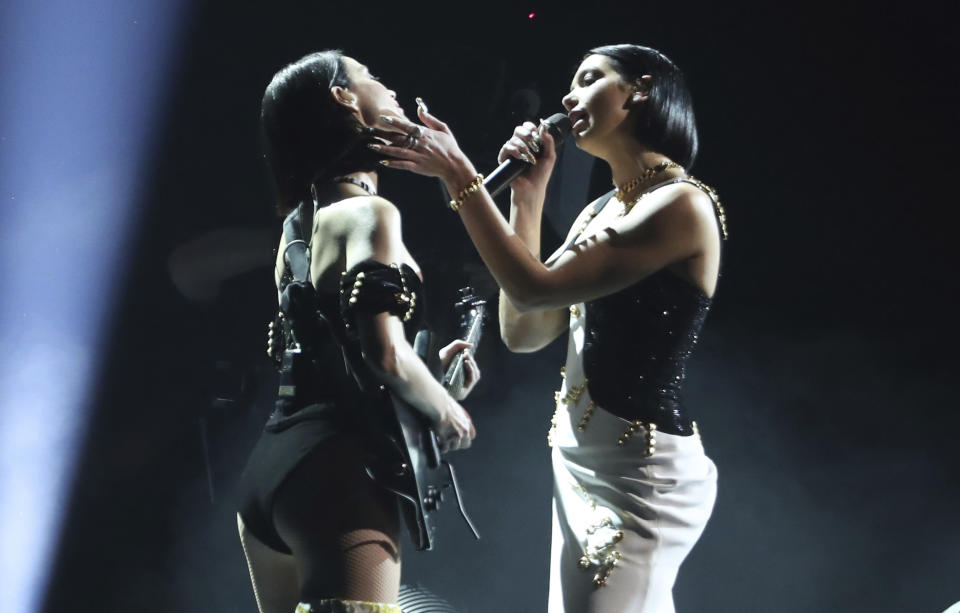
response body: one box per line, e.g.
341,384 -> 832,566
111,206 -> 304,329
549,367 -> 590,446
296,600 -> 402,613
569,480 -> 624,588
548,405 -> 559,447
557,366 -> 588,405
585,516 -> 613,535
580,548 -> 623,587
617,420 -> 657,457
577,401 -> 596,431
559,380 -> 588,405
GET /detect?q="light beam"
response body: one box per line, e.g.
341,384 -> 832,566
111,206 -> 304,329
0,2 -> 189,611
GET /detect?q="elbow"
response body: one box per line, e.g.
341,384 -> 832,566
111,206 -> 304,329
509,295 -> 556,315
503,276 -> 555,313
500,328 -> 524,352
500,326 -> 545,353
502,289 -> 541,314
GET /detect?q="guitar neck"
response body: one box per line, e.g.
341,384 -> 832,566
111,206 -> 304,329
444,313 -> 483,397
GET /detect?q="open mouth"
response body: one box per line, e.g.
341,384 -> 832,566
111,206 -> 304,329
568,110 -> 588,135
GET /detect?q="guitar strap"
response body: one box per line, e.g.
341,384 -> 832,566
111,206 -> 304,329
275,201 -> 322,397
281,200 -> 314,284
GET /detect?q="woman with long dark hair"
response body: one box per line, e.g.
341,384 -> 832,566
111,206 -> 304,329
372,44 -> 724,612
236,50 -> 478,613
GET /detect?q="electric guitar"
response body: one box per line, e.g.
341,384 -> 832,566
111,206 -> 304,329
367,287 -> 485,551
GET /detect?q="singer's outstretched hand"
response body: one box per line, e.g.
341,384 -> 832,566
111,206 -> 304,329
366,106 -> 477,191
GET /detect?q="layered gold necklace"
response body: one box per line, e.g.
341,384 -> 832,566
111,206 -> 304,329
614,161 -> 683,214
613,161 -> 728,239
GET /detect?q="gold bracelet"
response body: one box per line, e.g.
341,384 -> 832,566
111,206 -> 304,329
448,173 -> 484,211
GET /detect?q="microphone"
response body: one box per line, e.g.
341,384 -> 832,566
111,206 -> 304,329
483,112 -> 572,198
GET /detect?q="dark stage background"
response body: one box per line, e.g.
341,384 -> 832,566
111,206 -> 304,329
42,2 -> 958,612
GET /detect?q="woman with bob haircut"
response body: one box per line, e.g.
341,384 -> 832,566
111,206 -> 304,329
372,44 -> 725,612
236,50 -> 478,613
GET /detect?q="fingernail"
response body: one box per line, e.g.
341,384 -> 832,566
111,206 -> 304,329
415,97 -> 428,112
379,114 -> 394,123
521,153 -> 535,165
367,143 -> 381,151
379,159 -> 390,166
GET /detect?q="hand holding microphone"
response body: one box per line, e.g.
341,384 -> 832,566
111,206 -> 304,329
369,101 -> 570,206
491,114 -> 571,203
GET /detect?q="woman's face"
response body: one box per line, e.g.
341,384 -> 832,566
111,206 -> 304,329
562,55 -> 637,153
340,56 -> 405,126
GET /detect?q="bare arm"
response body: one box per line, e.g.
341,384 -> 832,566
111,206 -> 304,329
375,111 -> 717,314
342,197 -> 474,451
498,188 -> 593,351
457,179 -> 711,312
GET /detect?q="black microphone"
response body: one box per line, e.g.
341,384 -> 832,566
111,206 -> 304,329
483,112 -> 572,198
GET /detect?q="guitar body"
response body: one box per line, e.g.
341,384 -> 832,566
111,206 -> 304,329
366,289 -> 485,551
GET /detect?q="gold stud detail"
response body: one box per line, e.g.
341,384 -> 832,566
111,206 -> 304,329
615,420 -> 658,455
576,400 -> 595,431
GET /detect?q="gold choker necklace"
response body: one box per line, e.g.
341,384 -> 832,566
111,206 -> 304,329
614,162 -> 683,205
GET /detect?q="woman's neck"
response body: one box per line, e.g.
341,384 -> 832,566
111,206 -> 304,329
604,142 -> 681,189
333,170 -> 378,196
313,171 -> 379,206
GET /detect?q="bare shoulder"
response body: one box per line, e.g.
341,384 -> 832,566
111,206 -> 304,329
348,194 -> 400,218
641,182 -> 718,235
314,195 -> 415,271
672,181 -> 717,214
315,195 -> 401,238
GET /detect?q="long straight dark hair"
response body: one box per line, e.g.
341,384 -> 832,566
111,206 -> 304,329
588,44 -> 699,169
260,50 -> 379,214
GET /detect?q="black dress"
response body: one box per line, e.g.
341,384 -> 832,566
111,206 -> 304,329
237,260 -> 424,553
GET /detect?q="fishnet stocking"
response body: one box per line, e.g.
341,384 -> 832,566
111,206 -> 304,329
273,435 -> 402,604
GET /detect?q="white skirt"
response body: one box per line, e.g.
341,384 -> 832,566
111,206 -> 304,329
547,307 -> 717,613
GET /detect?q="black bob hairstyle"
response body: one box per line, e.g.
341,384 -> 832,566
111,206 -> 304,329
260,50 -> 380,214
587,44 -> 699,170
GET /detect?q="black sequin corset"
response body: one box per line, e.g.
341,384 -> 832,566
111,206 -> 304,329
582,269 -> 710,435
